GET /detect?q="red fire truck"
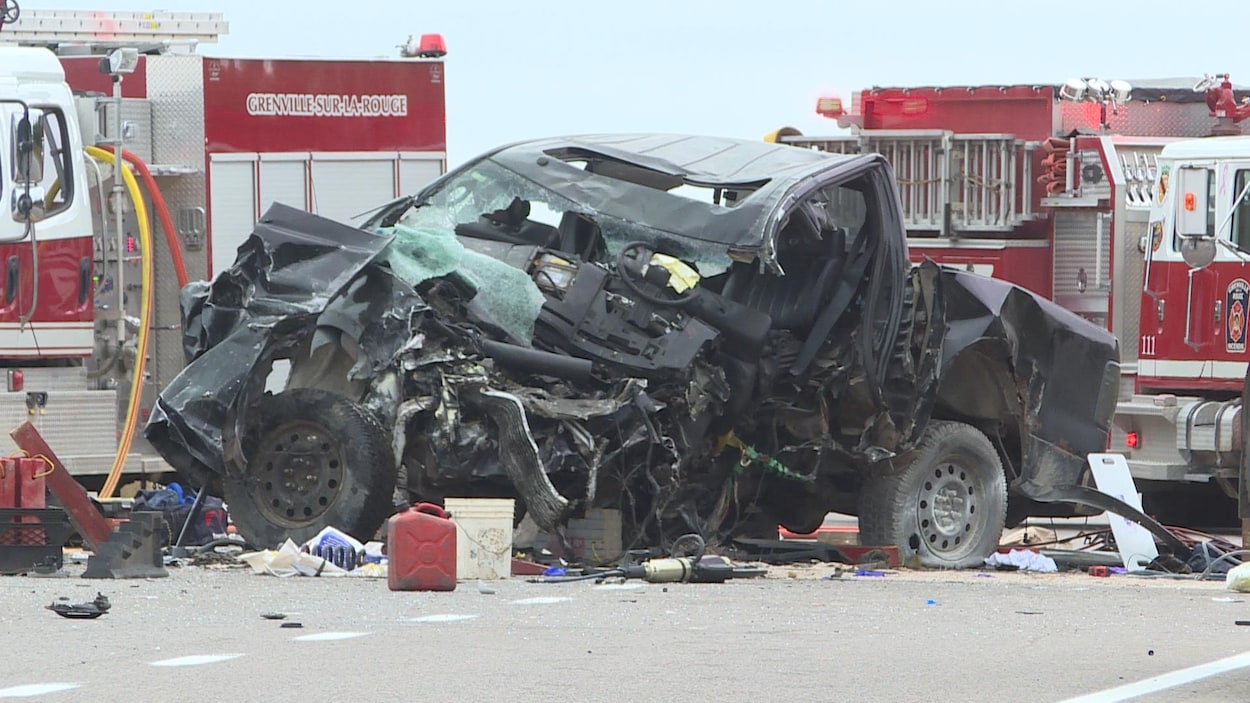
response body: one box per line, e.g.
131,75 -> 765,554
0,8 -> 447,494
776,76 -> 1250,523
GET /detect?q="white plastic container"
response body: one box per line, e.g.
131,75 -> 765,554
444,498 -> 515,580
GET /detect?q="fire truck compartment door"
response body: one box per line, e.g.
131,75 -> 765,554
309,153 -> 397,226
399,156 -> 443,195
209,154 -> 258,278
259,155 -> 307,213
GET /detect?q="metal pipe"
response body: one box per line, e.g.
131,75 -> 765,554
1184,267 -> 1198,350
940,134 -> 951,237
111,79 -> 126,346
82,155 -> 123,380
1000,140 -> 1010,227
173,484 -> 207,549
1095,212 -> 1105,288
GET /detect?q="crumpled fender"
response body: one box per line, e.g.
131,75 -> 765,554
144,204 -> 397,490
935,267 -> 1121,495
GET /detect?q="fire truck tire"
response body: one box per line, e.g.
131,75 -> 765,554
858,421 -> 1007,569
225,388 -> 397,547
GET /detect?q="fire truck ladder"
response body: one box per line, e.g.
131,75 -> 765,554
783,131 -> 1036,235
0,9 -> 226,53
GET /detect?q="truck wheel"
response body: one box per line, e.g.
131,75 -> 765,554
224,388 -> 396,547
858,421 -> 1007,569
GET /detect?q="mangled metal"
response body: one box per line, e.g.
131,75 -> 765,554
146,134 -> 1123,564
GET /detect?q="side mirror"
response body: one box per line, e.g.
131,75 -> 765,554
12,114 -> 45,185
10,114 -> 47,224
10,185 -> 46,224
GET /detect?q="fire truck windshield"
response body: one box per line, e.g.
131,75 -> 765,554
1232,169 -> 1250,251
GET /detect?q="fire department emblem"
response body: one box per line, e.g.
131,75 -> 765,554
1226,279 -> 1249,353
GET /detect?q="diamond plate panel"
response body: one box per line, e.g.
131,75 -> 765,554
145,55 -> 207,397
1117,213 -> 1148,367
1061,102 -> 1250,138
100,99 -> 154,163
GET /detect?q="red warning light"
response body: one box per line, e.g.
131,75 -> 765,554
417,34 -> 447,58
1125,431 -> 1140,449
816,97 -> 845,119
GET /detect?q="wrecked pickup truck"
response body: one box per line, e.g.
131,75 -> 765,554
146,134 -> 1124,568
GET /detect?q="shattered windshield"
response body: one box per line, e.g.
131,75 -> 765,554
403,160 -> 735,276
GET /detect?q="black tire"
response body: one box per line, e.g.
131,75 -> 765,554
858,421 -> 1007,569
224,388 -> 397,547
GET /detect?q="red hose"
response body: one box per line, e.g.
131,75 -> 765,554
103,147 -> 190,289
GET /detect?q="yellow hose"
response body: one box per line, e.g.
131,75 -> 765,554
86,146 -> 153,499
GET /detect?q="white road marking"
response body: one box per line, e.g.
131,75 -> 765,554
150,654 -> 244,667
510,597 -> 572,605
1059,650 -> 1250,702
293,631 -> 370,641
0,683 -> 80,698
409,614 -> 480,623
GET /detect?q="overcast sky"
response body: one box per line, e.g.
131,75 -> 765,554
21,0 -> 1250,164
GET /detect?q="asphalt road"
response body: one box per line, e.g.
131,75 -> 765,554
2,562 -> 1249,702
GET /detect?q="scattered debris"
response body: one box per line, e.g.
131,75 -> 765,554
1212,597 -> 1244,603
46,592 -> 110,619
260,612 -> 287,620
238,539 -> 350,578
1016,611 -> 1044,615
237,534 -> 387,578
476,581 -> 496,595
280,622 -> 304,629
984,549 -> 1058,574
1226,562 -> 1250,593
1088,566 -> 1110,577
189,548 -> 247,568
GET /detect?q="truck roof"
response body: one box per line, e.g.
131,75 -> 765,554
494,133 -> 854,185
0,46 -> 66,83
1159,135 -> 1250,160
479,133 -> 865,248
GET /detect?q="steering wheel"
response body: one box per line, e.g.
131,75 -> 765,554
615,241 -> 698,308
1,1 -> 19,25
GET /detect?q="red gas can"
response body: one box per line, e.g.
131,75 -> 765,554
0,458 -> 16,509
17,457 -> 47,508
387,503 -> 457,592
